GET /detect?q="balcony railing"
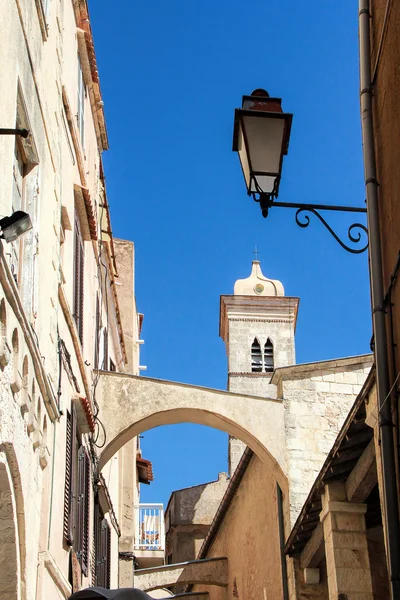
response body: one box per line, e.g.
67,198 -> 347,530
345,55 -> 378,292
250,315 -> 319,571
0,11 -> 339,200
134,504 -> 165,551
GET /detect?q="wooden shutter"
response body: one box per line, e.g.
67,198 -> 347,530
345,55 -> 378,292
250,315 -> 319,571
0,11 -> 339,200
94,504 -> 111,588
77,446 -> 90,575
73,211 -> 84,345
64,408 -> 77,546
102,518 -> 111,589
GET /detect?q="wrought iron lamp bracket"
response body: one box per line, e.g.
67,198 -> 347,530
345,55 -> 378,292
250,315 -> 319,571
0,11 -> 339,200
252,193 -> 368,254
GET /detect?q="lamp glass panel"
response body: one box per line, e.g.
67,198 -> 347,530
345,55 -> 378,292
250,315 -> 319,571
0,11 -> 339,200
237,122 -> 251,192
250,175 -> 277,194
242,114 -> 285,174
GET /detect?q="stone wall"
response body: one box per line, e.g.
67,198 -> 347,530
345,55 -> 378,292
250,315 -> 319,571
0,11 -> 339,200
165,473 -> 229,573
273,356 -> 373,526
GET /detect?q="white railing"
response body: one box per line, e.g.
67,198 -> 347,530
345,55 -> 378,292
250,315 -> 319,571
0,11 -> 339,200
134,504 -> 165,551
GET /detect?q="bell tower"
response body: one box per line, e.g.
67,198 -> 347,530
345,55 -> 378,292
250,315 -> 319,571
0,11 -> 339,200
219,260 -> 299,473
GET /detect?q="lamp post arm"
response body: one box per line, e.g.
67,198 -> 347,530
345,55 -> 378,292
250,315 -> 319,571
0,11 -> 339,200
271,201 -> 367,213
254,194 -> 368,254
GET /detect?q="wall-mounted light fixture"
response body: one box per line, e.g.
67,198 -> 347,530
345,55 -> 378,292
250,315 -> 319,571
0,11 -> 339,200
0,128 -> 30,138
0,211 -> 33,243
232,89 -> 368,254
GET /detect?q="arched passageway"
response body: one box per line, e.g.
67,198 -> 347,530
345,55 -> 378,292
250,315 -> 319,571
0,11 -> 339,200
0,449 -> 22,600
96,372 -> 286,477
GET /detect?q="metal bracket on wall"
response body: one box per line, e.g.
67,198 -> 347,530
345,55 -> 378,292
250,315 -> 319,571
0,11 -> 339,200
254,194 -> 369,254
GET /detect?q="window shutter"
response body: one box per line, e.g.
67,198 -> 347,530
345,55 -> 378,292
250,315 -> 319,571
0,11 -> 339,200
77,446 -> 90,575
64,408 -> 77,546
100,518 -> 111,588
94,503 -> 111,588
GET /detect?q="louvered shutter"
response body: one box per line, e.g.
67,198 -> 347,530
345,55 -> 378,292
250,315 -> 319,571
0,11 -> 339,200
99,518 -> 111,588
64,408 -> 77,546
104,518 -> 111,589
94,506 -> 111,588
94,501 -> 102,584
77,447 -> 90,575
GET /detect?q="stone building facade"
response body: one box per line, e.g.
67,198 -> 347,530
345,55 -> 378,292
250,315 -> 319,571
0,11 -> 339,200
164,473 -> 229,593
0,1 -> 154,598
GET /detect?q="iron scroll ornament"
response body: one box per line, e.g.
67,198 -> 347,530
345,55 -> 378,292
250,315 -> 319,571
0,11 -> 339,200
253,193 -> 369,254
295,207 -> 369,254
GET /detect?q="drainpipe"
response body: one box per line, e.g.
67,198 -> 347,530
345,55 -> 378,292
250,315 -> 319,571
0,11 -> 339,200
359,2 -> 400,597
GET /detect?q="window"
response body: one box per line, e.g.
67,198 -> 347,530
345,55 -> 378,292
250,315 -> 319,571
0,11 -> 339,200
251,338 -> 262,372
73,211 -> 84,344
10,141 -> 26,285
40,0 -> 50,20
64,408 -> 90,576
94,502 -> 111,588
264,338 -> 274,373
77,56 -> 86,148
94,294 -> 100,369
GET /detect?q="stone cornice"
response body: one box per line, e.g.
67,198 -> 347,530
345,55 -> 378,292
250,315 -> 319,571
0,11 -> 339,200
271,354 -> 373,385
219,294 -> 299,344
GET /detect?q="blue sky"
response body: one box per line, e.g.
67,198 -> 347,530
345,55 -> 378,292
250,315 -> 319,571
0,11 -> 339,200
91,1 -> 371,508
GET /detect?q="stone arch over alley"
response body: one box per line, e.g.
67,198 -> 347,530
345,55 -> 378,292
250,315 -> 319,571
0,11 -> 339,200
96,371 -> 287,484
0,443 -> 26,600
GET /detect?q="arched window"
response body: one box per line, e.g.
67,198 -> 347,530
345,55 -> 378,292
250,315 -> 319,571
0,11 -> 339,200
251,339 -> 262,372
264,338 -> 274,373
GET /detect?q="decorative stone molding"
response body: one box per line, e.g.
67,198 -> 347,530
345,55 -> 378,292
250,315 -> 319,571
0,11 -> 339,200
39,445 -> 50,470
0,336 -> 10,368
31,428 -> 43,450
229,318 -> 293,324
319,500 -> 367,523
39,551 -> 72,597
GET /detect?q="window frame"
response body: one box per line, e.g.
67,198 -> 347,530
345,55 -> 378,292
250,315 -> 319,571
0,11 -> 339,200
73,210 -> 85,345
77,56 -> 86,149
264,338 -> 274,373
251,338 -> 263,373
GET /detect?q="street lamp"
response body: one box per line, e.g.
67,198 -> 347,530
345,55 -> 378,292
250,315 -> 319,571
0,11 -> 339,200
0,211 -> 33,243
233,89 -> 292,206
232,89 -> 369,254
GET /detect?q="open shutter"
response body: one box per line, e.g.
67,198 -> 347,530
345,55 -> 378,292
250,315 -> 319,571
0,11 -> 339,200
77,446 -> 90,575
94,501 -> 102,584
100,518 -> 111,588
94,505 -> 111,588
64,408 -> 77,546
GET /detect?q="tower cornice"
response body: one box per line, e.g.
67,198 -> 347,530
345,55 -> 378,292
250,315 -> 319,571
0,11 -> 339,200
219,294 -> 300,344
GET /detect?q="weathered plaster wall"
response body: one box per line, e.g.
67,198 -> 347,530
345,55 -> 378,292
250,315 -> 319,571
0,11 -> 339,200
193,455 -> 287,600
